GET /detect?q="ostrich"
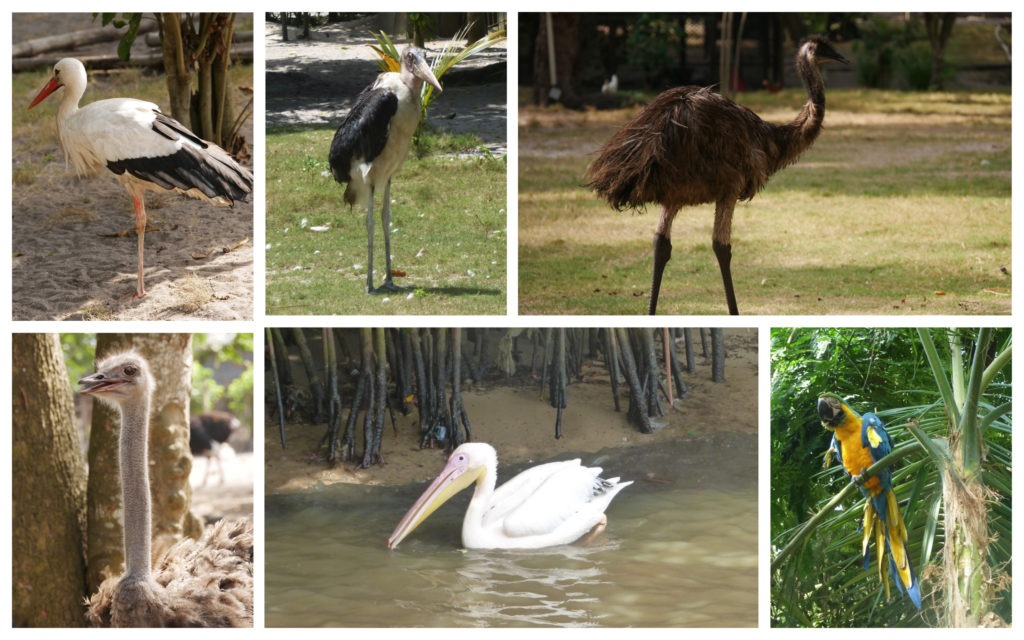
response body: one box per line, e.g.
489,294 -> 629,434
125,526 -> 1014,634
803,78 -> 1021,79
189,411 -> 241,487
28,58 -> 253,299
587,35 -> 848,315
80,352 -> 253,627
329,46 -> 443,294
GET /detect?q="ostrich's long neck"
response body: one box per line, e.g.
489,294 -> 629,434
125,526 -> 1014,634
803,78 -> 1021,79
119,393 -> 152,582
774,52 -> 828,170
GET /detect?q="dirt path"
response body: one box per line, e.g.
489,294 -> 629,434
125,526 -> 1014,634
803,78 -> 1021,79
264,16 -> 507,155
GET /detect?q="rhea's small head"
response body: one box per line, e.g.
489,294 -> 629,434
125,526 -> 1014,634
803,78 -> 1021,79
800,36 -> 850,66
79,351 -> 152,405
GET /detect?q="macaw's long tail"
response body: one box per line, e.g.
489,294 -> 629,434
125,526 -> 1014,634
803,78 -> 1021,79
863,488 -> 922,610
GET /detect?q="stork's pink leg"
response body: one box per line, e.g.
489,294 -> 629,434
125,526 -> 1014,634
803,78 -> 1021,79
132,195 -> 147,298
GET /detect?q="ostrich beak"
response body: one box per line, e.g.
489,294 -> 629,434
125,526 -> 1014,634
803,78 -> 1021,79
29,75 -> 61,109
79,370 -> 128,395
386,457 -> 481,549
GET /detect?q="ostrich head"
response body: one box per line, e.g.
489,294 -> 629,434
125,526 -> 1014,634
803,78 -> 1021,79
79,351 -> 153,407
799,35 -> 850,66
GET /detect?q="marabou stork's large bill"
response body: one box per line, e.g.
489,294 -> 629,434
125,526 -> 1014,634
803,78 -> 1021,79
329,46 -> 443,294
28,57 -> 253,299
387,443 -> 632,550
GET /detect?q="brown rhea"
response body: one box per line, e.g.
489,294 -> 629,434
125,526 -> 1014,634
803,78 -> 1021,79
587,35 -> 848,315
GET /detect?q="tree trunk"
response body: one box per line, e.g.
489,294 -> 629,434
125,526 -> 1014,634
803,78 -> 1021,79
924,13 -> 956,90
159,13 -> 239,148
12,334 -> 89,626
533,13 -> 580,106
159,13 -> 192,125
466,12 -> 488,42
87,334 -> 194,594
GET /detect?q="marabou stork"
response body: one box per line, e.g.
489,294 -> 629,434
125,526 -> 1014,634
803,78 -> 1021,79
329,46 -> 443,294
28,57 -> 254,299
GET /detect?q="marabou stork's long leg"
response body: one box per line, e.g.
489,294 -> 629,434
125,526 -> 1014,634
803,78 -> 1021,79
365,186 -> 376,293
378,178 -> 400,292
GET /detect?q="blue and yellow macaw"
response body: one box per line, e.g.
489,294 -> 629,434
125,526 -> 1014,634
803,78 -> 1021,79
817,393 -> 922,610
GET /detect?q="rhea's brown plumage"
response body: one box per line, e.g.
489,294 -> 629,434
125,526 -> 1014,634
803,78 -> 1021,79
587,35 -> 848,315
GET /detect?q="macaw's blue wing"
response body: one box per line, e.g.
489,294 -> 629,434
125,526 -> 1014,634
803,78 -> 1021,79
859,412 -> 921,610
861,412 -> 894,490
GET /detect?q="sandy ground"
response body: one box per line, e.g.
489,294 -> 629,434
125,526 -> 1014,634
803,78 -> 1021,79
190,448 -> 254,523
265,329 -> 757,493
264,16 -> 507,155
11,13 -> 254,320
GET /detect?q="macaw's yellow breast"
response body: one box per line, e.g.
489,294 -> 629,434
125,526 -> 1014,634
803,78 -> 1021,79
831,421 -> 882,494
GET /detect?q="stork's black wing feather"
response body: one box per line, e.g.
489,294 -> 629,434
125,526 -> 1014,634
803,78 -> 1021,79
107,110 -> 254,203
328,87 -> 399,184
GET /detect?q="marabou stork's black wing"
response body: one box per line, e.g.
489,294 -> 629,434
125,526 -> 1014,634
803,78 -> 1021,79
328,87 -> 399,184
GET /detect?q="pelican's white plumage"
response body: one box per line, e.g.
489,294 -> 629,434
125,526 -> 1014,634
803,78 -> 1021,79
387,442 -> 632,550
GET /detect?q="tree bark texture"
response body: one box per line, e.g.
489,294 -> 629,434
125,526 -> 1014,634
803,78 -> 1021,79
12,334 -> 89,626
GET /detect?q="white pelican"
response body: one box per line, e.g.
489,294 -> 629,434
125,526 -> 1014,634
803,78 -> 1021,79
387,442 -> 632,550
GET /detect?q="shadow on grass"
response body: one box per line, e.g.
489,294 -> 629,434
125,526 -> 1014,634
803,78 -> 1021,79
412,286 -> 504,297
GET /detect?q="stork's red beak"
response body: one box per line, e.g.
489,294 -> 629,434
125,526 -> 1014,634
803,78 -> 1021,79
29,76 -> 61,109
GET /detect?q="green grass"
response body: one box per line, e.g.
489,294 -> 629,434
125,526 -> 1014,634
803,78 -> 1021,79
519,88 -> 1011,315
266,126 -> 507,315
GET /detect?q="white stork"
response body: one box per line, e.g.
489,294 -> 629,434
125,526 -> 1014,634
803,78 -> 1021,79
328,46 -> 442,294
28,57 -> 254,298
387,443 -> 632,550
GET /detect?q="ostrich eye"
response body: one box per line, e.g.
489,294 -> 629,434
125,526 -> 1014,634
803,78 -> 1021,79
124,365 -> 138,376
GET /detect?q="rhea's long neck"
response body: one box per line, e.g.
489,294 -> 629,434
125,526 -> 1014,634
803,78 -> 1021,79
791,53 -> 828,143
118,394 -> 152,581
771,54 -> 828,172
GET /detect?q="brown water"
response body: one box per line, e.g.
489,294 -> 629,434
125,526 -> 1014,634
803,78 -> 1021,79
266,438 -> 757,627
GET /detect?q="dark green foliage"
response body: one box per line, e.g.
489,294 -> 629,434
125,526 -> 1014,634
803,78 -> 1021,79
771,328 -> 1012,627
626,14 -> 685,88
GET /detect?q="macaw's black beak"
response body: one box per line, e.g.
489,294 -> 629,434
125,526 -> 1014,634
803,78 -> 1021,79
817,396 -> 844,428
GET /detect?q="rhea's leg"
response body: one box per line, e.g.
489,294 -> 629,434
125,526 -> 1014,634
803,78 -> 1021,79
713,198 -> 739,315
365,187 -> 375,293
649,206 -> 679,315
377,179 -> 401,292
132,195 -> 147,298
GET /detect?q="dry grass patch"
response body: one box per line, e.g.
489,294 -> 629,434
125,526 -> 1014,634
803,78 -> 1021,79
519,88 -> 1010,315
